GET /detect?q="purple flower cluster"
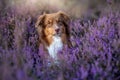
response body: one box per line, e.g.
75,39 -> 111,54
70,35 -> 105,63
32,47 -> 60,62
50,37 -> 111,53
0,8 -> 120,80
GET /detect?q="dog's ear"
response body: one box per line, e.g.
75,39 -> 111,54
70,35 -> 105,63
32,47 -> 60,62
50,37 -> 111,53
35,14 -> 46,29
35,14 -> 46,44
57,11 -> 70,24
35,14 -> 46,35
58,11 -> 72,48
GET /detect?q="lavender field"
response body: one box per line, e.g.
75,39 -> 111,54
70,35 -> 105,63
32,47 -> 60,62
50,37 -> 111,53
0,0 -> 120,80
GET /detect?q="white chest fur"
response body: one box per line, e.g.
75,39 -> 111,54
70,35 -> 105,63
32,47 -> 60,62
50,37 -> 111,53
47,36 -> 63,60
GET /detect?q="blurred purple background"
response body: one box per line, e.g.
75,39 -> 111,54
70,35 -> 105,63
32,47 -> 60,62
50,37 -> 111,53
0,0 -> 120,80
0,0 -> 120,17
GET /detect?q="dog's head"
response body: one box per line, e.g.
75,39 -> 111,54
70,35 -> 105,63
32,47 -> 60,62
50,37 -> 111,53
35,11 -> 70,46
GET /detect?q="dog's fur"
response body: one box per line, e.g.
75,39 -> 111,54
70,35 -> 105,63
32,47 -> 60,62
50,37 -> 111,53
35,11 -> 71,61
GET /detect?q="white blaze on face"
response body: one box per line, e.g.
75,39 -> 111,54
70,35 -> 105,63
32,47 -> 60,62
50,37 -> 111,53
47,36 -> 63,60
54,24 -> 59,29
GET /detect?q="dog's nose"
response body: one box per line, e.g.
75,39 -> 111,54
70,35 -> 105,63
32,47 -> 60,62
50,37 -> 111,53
55,28 -> 60,33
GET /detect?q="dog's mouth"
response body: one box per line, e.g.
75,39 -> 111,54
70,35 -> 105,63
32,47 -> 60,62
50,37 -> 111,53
53,33 -> 61,37
54,31 -> 62,37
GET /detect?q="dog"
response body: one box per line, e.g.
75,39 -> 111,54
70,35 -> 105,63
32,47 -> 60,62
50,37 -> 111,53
35,11 -> 72,63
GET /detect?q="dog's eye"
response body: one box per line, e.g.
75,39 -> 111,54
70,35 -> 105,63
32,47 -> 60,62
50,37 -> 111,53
47,20 -> 52,25
48,22 -> 50,24
58,21 -> 63,26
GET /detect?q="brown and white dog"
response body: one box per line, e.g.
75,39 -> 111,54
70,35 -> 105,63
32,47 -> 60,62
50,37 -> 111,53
35,11 -> 71,62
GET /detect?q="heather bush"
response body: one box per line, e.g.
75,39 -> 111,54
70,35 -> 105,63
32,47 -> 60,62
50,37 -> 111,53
0,7 -> 120,80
